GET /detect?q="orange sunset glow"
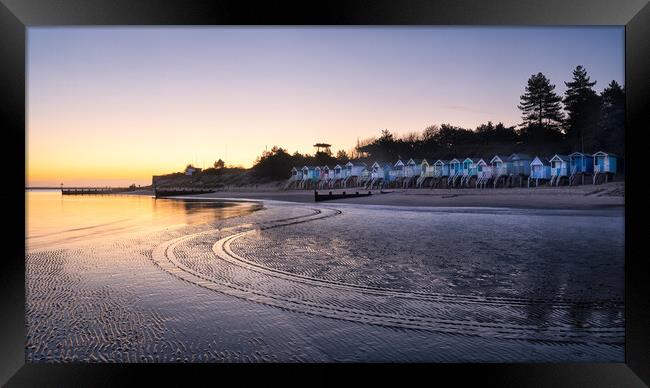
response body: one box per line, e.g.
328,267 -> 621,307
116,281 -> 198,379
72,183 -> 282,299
27,27 -> 623,187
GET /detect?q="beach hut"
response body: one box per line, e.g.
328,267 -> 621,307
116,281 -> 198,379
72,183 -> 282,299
490,155 -> 513,188
433,160 -> 451,177
592,151 -> 618,184
300,166 -> 318,189
329,164 -> 344,188
528,157 -> 552,187
568,152 -> 594,185
403,158 -> 423,188
390,159 -> 406,187
368,161 -> 392,189
549,155 -> 570,186
460,157 -> 479,187
447,158 -> 463,187
416,158 -> 436,188
508,153 -> 532,187
509,154 -> 532,176
475,158 -> 494,188
358,165 -> 371,188
318,165 -> 331,188
343,161 -> 367,188
284,166 -> 304,189
430,160 -> 450,188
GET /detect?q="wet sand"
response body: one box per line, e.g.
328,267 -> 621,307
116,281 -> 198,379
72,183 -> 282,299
26,193 -> 624,363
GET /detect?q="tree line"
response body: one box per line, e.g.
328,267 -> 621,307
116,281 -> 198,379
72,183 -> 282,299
252,65 -> 624,180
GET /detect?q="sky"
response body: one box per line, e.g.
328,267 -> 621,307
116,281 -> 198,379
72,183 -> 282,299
27,27 -> 624,187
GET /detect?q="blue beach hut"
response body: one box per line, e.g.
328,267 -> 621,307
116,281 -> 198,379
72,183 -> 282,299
461,157 -> 479,187
592,151 -> 618,184
568,152 -> 594,185
509,154 -> 532,176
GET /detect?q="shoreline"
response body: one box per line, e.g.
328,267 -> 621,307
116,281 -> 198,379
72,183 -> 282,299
125,181 -> 624,211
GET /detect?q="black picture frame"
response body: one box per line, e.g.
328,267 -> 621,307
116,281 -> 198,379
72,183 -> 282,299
2,0 -> 648,386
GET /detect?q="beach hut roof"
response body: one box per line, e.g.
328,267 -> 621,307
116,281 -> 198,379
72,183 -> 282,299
346,160 -> 367,167
569,151 -> 592,158
593,151 -> 617,157
508,153 -> 532,161
434,159 -> 449,165
302,166 -> 316,171
463,157 -> 480,162
491,155 -> 509,163
321,165 -> 330,170
407,158 -> 423,165
531,156 -> 551,166
476,158 -> 489,165
549,154 -> 570,162
449,158 -> 462,164
291,166 -> 300,172
333,164 -> 342,169
394,159 -> 405,166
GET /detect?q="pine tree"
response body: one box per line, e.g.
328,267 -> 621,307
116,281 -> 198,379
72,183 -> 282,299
563,66 -> 601,152
597,80 -> 625,154
518,73 -> 564,128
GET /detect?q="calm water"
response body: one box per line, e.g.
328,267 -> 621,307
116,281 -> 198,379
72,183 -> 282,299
26,190 -> 261,250
25,190 -> 625,362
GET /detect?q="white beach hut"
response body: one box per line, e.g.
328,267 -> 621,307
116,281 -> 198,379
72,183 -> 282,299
403,158 -> 423,188
417,158 -> 436,188
475,158 -> 494,188
528,156 -> 552,187
549,155 -> 570,186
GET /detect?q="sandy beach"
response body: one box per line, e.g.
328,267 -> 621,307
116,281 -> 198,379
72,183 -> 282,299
166,181 -> 626,210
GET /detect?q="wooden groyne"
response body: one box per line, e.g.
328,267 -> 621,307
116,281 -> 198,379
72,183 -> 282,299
314,190 -> 372,202
153,187 -> 216,199
61,187 -> 136,195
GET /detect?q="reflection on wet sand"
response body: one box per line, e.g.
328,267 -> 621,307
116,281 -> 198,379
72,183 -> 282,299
25,191 -> 624,362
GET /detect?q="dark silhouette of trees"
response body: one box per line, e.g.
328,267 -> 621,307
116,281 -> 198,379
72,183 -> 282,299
214,159 -> 225,169
335,149 -> 349,162
517,72 -> 565,148
252,147 -> 295,180
252,146 -> 339,179
597,80 -> 625,155
518,72 -> 564,129
563,66 -> 601,152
